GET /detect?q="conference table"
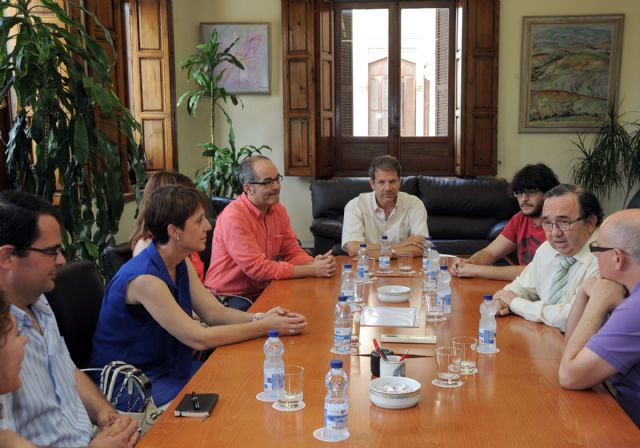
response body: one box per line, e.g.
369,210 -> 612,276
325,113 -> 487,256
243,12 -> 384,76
139,257 -> 640,447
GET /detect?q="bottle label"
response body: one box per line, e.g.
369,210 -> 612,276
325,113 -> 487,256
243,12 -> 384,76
340,287 -> 354,298
379,256 -> 391,271
264,367 -> 284,392
427,270 -> 438,282
435,294 -> 444,306
422,257 -> 429,270
334,327 -> 352,352
325,402 -> 348,431
479,328 -> 495,345
357,266 -> 369,280
444,294 -> 451,306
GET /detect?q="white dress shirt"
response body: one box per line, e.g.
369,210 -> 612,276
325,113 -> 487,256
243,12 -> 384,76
341,191 -> 429,250
505,232 -> 600,331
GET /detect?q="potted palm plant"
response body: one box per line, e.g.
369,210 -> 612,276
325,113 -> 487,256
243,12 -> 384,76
571,102 -> 640,206
1,0 -> 146,262
177,28 -> 270,207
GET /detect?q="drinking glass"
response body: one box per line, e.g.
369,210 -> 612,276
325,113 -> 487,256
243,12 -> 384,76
398,253 -> 413,273
277,365 -> 304,409
451,336 -> 478,375
350,304 -> 362,347
368,257 -> 376,279
354,280 -> 369,303
424,291 -> 445,322
433,347 -> 463,388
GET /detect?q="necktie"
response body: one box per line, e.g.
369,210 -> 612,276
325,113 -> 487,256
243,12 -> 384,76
547,256 -> 577,304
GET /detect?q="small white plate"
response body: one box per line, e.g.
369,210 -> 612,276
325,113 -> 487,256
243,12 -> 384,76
377,285 -> 411,302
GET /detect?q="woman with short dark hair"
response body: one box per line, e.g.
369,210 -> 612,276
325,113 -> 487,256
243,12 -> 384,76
91,185 -> 307,406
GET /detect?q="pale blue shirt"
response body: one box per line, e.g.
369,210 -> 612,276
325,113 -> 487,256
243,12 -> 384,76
0,295 -> 93,446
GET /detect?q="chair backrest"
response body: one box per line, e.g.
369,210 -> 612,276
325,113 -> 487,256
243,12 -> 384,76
44,260 -> 104,368
627,189 -> 640,209
101,242 -> 133,281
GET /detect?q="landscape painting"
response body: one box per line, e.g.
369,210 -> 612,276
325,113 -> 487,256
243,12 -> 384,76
519,15 -> 624,133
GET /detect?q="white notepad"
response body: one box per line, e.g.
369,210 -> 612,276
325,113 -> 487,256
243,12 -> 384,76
360,306 -> 418,328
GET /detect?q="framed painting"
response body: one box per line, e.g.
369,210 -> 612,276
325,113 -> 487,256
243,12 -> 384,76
201,22 -> 271,95
519,15 -> 624,133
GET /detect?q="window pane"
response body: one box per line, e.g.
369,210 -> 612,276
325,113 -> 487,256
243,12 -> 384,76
340,9 -> 389,137
401,8 -> 449,137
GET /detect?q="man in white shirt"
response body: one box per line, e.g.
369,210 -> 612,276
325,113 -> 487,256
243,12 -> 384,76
493,184 -> 602,331
0,191 -> 138,447
341,155 -> 429,257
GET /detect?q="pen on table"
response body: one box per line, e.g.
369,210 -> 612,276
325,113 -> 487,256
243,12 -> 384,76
191,391 -> 200,410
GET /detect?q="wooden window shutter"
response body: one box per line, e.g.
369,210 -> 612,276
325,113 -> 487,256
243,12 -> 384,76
435,8 -> 449,137
128,0 -> 175,172
455,0 -> 499,176
282,0 -> 335,177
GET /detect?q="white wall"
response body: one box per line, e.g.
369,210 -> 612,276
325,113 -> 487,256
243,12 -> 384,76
116,0 -> 640,244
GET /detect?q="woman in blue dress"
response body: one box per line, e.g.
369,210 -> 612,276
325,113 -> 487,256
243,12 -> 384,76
91,185 -> 307,406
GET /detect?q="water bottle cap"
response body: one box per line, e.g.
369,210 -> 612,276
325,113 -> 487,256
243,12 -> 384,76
338,296 -> 348,302
440,265 -> 448,270
382,235 -> 388,240
330,359 -> 343,369
483,294 -> 493,301
359,243 -> 366,248
267,330 -> 279,337
343,264 -> 352,269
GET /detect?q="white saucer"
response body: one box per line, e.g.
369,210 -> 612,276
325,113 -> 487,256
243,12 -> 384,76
273,401 -> 305,412
313,428 -> 349,442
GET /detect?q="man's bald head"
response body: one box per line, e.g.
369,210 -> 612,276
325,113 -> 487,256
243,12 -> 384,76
600,209 -> 640,263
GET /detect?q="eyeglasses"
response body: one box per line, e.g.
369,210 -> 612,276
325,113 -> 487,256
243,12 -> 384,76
589,241 -> 616,253
22,244 -> 64,258
541,217 -> 583,232
512,188 -> 540,198
247,174 -> 283,188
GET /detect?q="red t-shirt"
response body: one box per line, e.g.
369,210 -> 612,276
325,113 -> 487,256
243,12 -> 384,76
500,211 -> 545,265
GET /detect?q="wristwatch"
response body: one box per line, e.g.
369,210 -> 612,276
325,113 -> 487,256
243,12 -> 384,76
252,312 -> 265,321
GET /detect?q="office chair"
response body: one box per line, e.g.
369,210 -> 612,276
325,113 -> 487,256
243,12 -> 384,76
44,260 -> 104,368
101,242 -> 133,281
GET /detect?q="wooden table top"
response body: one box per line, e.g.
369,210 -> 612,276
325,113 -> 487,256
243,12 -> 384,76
139,257 -> 640,447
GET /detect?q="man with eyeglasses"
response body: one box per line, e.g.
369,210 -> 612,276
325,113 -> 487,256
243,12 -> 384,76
559,208 -> 640,427
342,155 -> 429,257
492,184 -> 602,331
205,156 -> 336,301
451,163 -> 559,281
0,191 -> 139,447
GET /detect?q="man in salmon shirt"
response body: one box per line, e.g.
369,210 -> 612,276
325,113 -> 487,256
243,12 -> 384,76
451,163 -> 559,281
204,156 -> 336,309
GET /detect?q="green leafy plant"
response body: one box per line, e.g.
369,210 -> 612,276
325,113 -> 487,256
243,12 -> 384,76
1,0 -> 146,262
571,102 -> 640,205
177,29 -> 270,198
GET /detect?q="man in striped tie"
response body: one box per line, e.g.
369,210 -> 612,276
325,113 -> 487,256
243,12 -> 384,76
493,184 -> 601,331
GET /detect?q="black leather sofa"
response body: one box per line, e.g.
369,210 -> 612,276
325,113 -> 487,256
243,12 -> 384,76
310,176 -> 519,256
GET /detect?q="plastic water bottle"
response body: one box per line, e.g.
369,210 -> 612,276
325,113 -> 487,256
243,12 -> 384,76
356,243 -> 369,282
340,264 -> 355,300
423,244 -> 440,292
422,237 -> 433,271
479,295 -> 499,353
324,359 -> 349,441
334,296 -> 352,354
378,235 -> 391,273
436,265 -> 452,314
263,330 -> 284,400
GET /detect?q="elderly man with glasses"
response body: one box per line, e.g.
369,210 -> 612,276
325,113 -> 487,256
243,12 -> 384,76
204,156 -> 336,303
559,208 -> 640,427
451,163 -> 559,281
492,184 -> 602,331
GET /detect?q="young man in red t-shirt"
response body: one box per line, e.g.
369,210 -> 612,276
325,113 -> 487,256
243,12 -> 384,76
451,163 -> 559,280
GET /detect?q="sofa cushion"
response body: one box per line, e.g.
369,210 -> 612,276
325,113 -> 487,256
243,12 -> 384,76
417,177 -> 517,218
310,176 -> 419,219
